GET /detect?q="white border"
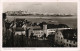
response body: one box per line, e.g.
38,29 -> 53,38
1,0 -> 79,2
0,0 -> 80,51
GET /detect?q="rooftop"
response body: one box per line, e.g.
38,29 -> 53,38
47,24 -> 69,29
61,29 -> 77,41
32,26 -> 42,30
16,27 -> 25,31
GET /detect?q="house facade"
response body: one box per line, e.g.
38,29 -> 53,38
54,29 -> 77,47
28,24 -> 56,38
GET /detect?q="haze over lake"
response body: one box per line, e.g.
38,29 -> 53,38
3,2 -> 77,15
4,2 -> 77,29
7,16 -> 77,28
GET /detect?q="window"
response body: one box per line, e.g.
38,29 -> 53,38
61,37 -> 62,39
67,39 -> 68,42
70,41 -> 72,43
64,43 -> 65,45
69,44 -> 71,47
73,41 -> 75,44
57,33 -> 58,35
67,44 -> 68,46
61,41 -> 62,43
39,35 -> 40,37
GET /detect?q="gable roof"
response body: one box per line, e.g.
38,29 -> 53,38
32,26 -> 42,30
16,27 -> 25,31
47,24 -> 69,29
62,29 -> 77,41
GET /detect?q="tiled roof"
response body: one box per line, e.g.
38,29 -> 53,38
47,24 -> 69,29
16,27 -> 24,31
61,29 -> 77,41
33,28 -> 42,30
47,24 -> 57,29
32,26 -> 42,30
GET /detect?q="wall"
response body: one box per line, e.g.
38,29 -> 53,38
33,30 -> 43,37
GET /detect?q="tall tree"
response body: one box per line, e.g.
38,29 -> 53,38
3,13 -> 6,20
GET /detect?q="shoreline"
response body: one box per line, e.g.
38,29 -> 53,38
7,16 -> 77,18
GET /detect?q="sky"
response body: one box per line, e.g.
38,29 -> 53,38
3,2 -> 77,14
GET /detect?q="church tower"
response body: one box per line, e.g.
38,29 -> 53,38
43,23 -> 47,36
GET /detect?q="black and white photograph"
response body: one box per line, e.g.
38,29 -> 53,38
2,2 -> 77,47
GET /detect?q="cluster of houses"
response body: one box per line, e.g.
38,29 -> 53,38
55,29 -> 77,47
5,11 -> 73,16
11,18 -> 77,47
5,10 -> 28,16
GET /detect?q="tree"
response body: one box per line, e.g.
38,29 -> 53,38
42,33 -> 46,40
47,33 -> 55,47
43,33 -> 46,38
20,33 -> 24,47
3,13 -> 6,20
26,29 -> 29,38
10,28 -> 14,47
30,33 -> 34,39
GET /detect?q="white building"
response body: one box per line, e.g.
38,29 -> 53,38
15,27 -> 26,36
54,30 -> 65,46
15,31 -> 26,36
29,23 -> 56,38
32,30 -> 43,37
54,29 -> 77,47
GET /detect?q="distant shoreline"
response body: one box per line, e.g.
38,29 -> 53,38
7,15 -> 77,18
7,15 -> 73,17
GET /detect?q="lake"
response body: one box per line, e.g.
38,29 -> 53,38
6,16 -> 77,28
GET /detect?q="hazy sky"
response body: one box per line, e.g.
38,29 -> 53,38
3,2 -> 77,14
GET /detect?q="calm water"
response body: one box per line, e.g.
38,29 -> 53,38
6,16 -> 77,28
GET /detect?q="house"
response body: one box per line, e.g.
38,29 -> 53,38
62,29 -> 77,47
22,24 -> 27,30
15,27 -> 26,36
29,26 -> 43,38
32,29 -> 43,37
54,30 -> 64,46
47,23 -> 71,36
54,29 -> 77,47
16,19 -> 25,27
28,23 -> 56,38
28,22 -> 71,38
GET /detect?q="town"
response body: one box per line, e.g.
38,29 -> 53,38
5,10 -> 73,16
3,13 -> 77,47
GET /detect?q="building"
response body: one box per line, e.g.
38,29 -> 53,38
28,21 -> 72,38
15,27 -> 26,36
29,26 -> 43,38
54,29 -> 77,47
62,29 -> 77,47
29,23 -> 56,38
5,11 -> 28,16
14,19 -> 26,36
54,30 -> 64,46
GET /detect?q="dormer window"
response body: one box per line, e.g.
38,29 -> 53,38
61,37 -> 62,39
